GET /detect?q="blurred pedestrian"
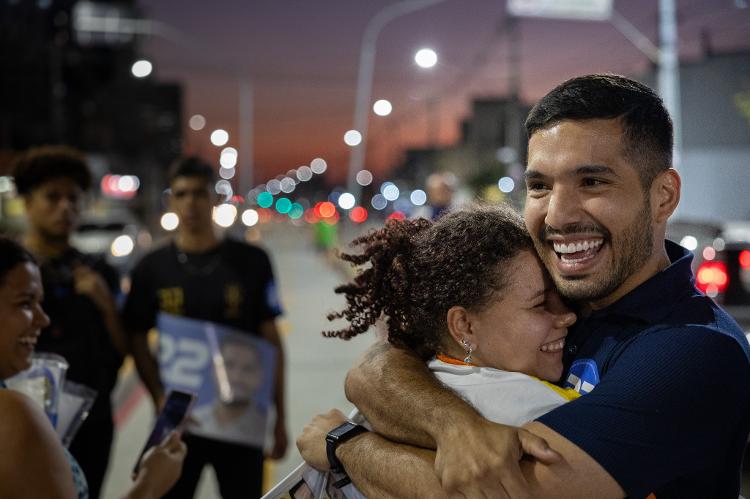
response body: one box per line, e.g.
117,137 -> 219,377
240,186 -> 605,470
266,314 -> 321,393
123,156 -> 288,499
12,145 -> 127,498
412,171 -> 458,220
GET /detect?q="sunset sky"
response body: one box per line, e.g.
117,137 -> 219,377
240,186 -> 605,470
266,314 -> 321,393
138,0 -> 750,187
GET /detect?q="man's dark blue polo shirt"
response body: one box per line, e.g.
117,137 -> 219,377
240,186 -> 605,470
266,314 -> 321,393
537,240 -> 750,499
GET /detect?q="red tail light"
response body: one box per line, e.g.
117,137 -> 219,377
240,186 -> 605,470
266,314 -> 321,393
739,250 -> 750,270
696,261 -> 728,295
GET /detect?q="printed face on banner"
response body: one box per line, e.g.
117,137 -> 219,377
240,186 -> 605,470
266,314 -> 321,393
156,313 -> 277,447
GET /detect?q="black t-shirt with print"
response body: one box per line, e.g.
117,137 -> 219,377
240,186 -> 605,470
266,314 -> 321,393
122,238 -> 282,336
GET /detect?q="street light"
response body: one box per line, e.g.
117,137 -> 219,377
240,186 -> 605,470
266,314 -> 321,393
414,48 -> 438,68
346,0 -> 450,202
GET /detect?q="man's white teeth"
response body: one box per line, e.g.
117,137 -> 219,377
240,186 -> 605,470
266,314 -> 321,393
552,240 -> 603,254
540,338 -> 565,353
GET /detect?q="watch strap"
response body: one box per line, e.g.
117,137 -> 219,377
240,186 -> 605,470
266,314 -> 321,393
326,422 -> 368,473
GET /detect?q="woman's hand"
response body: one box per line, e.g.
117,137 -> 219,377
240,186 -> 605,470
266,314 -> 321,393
126,431 -> 187,499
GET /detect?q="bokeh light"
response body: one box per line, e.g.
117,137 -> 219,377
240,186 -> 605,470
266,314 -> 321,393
410,189 -> 427,206
338,192 -> 356,210
110,235 -> 134,257
213,203 -> 237,228
344,130 -> 362,146
382,184 -> 400,201
160,212 -> 179,231
189,114 -> 206,131
210,129 -> 229,146
373,99 -> 392,116
310,158 -> 328,174
371,194 -> 387,210
297,166 -> 313,181
498,177 -> 515,193
257,191 -> 274,208
349,207 -> 368,223
266,179 -> 282,195
242,209 -> 259,227
280,177 -> 296,193
275,197 -> 292,214
318,201 -> 336,218
289,203 -> 305,220
131,60 -> 153,78
356,170 -> 373,186
215,180 -> 233,197
220,147 -> 238,168
219,167 -> 236,180
680,235 -> 698,251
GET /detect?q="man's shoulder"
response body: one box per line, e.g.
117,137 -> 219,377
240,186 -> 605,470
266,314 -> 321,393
220,238 -> 272,268
646,294 -> 750,360
134,243 -> 174,269
222,238 -> 269,258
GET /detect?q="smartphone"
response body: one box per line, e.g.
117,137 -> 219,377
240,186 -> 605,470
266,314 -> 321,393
133,389 -> 195,475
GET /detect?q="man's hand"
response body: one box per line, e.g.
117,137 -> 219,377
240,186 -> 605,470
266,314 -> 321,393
296,409 -> 347,471
434,418 -> 561,498
268,418 -> 288,460
73,264 -> 114,313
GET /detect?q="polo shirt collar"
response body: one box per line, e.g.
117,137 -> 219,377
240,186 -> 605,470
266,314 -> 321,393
587,240 -> 695,324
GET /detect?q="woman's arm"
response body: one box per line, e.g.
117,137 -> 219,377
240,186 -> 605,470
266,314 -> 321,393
0,390 -> 77,499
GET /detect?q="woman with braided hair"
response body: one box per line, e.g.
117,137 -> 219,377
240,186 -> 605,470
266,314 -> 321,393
325,204 -> 579,426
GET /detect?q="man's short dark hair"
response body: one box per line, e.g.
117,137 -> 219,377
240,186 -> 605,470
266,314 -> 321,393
12,145 -> 92,195
525,74 -> 673,189
167,156 -> 215,186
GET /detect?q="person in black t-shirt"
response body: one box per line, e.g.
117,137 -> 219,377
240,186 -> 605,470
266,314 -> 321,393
123,157 -> 288,499
12,146 -> 128,499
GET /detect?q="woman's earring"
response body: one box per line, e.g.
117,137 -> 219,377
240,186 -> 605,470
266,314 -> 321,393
461,339 -> 474,364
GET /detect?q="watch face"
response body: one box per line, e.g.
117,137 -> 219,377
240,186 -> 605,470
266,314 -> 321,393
327,422 -> 358,441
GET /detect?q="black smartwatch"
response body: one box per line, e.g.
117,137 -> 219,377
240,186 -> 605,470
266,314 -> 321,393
326,421 -> 368,474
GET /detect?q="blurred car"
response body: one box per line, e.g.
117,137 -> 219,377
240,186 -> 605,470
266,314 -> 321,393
667,220 -> 750,332
71,215 -> 151,276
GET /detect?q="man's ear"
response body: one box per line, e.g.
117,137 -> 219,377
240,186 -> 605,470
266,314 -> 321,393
446,306 -> 475,348
650,168 -> 681,223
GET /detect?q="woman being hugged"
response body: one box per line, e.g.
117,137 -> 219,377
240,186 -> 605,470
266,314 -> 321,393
325,204 -> 578,425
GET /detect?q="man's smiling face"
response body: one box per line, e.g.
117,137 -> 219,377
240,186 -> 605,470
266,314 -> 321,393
523,118 -> 656,309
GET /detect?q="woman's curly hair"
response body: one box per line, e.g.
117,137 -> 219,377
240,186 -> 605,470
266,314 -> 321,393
325,203 -> 533,358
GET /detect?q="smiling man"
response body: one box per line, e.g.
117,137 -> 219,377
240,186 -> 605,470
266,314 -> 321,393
296,75 -> 750,499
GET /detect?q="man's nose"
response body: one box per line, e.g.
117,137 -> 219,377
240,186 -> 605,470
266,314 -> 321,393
545,186 -> 581,230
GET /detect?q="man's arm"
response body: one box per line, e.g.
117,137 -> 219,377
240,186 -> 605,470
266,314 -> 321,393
297,409 -> 448,499
259,319 -> 288,459
73,265 -> 128,356
345,341 -> 481,447
298,409 -> 622,499
129,331 -> 164,409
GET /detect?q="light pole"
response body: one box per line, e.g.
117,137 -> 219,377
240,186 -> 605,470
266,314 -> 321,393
346,0 -> 449,202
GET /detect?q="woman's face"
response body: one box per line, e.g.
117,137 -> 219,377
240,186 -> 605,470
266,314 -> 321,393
0,262 -> 49,379
468,250 -> 576,381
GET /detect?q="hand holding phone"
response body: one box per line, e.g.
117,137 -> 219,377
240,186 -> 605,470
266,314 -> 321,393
133,390 -> 195,476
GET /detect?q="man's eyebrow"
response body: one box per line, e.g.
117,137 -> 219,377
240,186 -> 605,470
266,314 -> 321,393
524,169 -> 545,180
575,165 -> 618,177
524,165 -> 619,180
